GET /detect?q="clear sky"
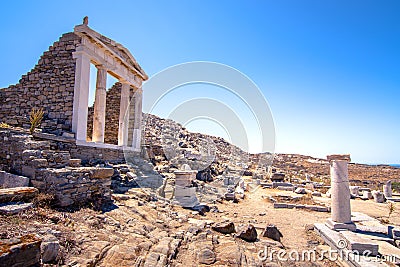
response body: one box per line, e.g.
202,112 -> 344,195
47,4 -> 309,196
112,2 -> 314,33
0,1 -> 399,164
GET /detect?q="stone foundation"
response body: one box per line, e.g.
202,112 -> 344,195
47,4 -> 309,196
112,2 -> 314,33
0,129 -> 113,207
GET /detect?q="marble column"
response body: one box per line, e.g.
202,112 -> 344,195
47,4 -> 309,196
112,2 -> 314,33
326,154 -> 356,231
383,180 -> 392,198
118,82 -> 130,146
131,88 -> 143,150
92,66 -> 107,143
72,50 -> 91,141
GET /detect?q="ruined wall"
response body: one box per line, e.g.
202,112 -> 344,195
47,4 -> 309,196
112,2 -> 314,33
0,129 -> 112,207
87,82 -> 136,145
0,32 -> 81,135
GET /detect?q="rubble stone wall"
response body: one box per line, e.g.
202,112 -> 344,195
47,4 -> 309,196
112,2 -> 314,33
0,32 -> 81,135
0,129 -> 112,207
87,82 -> 137,145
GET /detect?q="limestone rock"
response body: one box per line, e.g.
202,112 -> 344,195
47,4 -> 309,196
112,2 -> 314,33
198,248 -> 216,265
262,224 -> 283,242
0,171 -> 29,188
236,224 -> 257,242
371,190 -> 385,203
212,222 -> 235,234
41,234 -> 60,263
0,202 -> 33,215
0,187 -> 38,203
295,187 -> 306,194
89,167 -> 114,179
0,234 -> 41,266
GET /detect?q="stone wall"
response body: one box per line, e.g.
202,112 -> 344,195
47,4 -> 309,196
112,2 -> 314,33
0,128 -> 112,207
87,82 -> 136,145
0,32 -> 81,135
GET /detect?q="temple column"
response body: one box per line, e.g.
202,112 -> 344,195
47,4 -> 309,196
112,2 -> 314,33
72,50 -> 91,141
118,81 -> 130,146
132,88 -> 143,150
326,154 -> 356,231
92,66 -> 107,143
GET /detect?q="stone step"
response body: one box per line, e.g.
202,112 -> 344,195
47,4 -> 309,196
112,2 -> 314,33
0,187 -> 38,203
340,230 -> 379,256
314,223 -> 389,267
0,202 -> 33,215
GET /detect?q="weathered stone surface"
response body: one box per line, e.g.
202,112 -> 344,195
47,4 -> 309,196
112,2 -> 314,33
198,248 -> 216,265
371,190 -> 385,203
295,187 -> 306,194
262,224 -> 283,242
89,168 -> 114,179
0,171 -> 29,188
0,234 -> 41,267
68,159 -> 81,167
236,224 -> 257,242
0,187 -> 38,203
40,234 -> 60,263
0,202 -> 33,215
212,222 -> 235,234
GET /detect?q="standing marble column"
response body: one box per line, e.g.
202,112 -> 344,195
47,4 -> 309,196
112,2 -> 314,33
383,180 -> 392,198
326,154 -> 356,231
72,50 -> 91,141
118,82 -> 130,146
131,88 -> 143,150
92,66 -> 107,143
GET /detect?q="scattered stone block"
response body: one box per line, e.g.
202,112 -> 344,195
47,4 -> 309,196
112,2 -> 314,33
273,203 -> 287,209
371,190 -> 385,203
340,231 -> 379,256
0,187 -> 38,203
0,234 -> 41,267
295,187 -> 306,194
236,224 -> 257,242
0,171 -> 29,188
262,224 -> 283,242
41,234 -> 60,263
212,222 -> 235,234
312,191 -> 322,197
0,202 -> 33,215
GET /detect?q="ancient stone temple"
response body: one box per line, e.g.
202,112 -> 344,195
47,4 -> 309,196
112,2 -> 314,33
0,17 -> 148,152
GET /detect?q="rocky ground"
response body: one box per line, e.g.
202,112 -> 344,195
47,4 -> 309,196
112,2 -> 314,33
1,182 -> 399,266
1,114 -> 400,266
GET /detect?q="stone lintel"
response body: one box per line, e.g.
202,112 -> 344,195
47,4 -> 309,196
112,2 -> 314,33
327,154 -> 351,162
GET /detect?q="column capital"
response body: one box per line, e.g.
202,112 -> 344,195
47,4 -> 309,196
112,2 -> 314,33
95,64 -> 107,70
327,154 -> 351,162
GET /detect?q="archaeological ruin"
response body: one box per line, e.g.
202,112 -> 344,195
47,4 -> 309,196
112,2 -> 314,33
0,17 -> 147,153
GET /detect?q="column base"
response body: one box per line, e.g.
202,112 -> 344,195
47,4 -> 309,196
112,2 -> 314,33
326,218 -> 356,231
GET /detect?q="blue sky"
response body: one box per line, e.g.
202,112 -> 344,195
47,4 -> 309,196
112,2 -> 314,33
0,1 -> 399,164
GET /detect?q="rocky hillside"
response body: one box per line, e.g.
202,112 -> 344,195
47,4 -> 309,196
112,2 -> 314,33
143,113 -> 400,189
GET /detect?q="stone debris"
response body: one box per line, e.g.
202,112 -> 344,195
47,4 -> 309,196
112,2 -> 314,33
212,222 -> 236,234
262,224 -> 283,242
236,224 -> 257,242
0,187 -> 38,203
40,234 -> 60,263
0,202 -> 33,215
371,190 -> 385,203
0,234 -> 42,267
294,187 -> 306,194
